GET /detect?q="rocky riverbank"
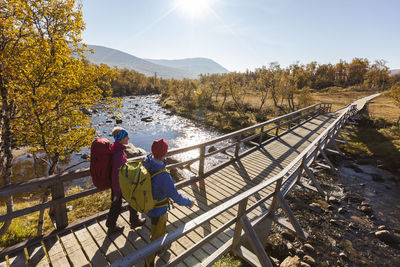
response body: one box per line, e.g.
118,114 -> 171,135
263,153 -> 400,267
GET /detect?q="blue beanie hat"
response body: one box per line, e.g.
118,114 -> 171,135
113,129 -> 128,142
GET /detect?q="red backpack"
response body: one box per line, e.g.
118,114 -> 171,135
90,138 -> 112,190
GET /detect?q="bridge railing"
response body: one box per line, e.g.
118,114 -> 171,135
110,103 -> 357,267
0,102 -> 331,231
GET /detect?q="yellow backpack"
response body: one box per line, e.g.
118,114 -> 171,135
119,160 -> 168,213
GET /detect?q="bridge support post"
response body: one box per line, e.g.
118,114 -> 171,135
318,147 -> 336,172
235,135 -> 242,158
198,145 -> 206,188
276,193 -> 306,239
337,131 -> 350,145
303,166 -> 325,197
328,137 -> 345,156
343,125 -> 355,137
49,183 -> 68,229
239,215 -> 274,267
231,198 -> 248,250
296,155 -> 307,183
258,127 -> 264,146
261,178 -> 283,239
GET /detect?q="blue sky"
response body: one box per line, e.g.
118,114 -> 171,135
81,0 -> 400,72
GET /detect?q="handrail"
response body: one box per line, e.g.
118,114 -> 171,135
0,103 -> 330,226
0,103 -> 328,198
110,103 -> 357,267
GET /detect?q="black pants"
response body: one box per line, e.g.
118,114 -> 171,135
106,189 -> 138,228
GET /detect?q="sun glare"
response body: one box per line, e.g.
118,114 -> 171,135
175,0 -> 213,18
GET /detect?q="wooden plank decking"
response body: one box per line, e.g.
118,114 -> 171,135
1,111 -> 341,267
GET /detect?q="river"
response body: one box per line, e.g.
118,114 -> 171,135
11,95 -> 231,188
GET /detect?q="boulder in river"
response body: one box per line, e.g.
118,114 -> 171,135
125,143 -> 147,158
375,230 -> 399,245
141,116 -> 153,122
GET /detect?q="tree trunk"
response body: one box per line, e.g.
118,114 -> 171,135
0,84 -> 15,237
214,86 -> 221,103
221,91 -> 227,109
48,153 -> 68,229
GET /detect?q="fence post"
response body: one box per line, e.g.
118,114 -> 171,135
258,127 -> 264,146
296,154 -> 307,183
50,183 -> 68,229
275,124 -> 280,137
266,178 -> 282,218
198,145 -> 206,188
231,198 -> 248,250
235,135 -> 242,158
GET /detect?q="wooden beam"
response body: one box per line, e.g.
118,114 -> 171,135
0,169 -> 91,198
303,166 -> 325,197
318,148 -> 336,172
0,188 -> 99,223
50,183 -> 68,230
234,245 -> 262,267
277,193 -> 306,240
338,131 -> 349,145
231,198 -> 248,249
240,215 -> 273,267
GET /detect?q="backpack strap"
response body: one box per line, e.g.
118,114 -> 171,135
150,168 -> 168,179
154,198 -> 169,208
150,168 -> 169,208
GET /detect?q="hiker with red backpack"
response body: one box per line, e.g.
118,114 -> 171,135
105,127 -> 146,234
144,138 -> 194,267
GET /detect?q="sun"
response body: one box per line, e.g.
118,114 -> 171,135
174,0 -> 213,18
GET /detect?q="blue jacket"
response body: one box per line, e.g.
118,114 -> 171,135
144,154 -> 192,217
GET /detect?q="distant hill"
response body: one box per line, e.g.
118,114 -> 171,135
84,45 -> 229,79
145,58 -> 229,76
390,69 -> 400,75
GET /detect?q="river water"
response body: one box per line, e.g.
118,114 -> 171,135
11,95 -> 231,187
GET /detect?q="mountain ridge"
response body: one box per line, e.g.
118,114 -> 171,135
84,44 -> 229,79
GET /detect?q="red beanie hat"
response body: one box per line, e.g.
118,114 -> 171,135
151,138 -> 168,159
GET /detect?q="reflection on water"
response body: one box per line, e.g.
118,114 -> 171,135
11,95 -> 231,187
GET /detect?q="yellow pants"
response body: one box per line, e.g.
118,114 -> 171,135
145,214 -> 167,267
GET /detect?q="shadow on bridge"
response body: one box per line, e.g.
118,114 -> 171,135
174,113 -> 338,236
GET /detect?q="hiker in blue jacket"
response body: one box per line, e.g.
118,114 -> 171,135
144,138 -> 194,267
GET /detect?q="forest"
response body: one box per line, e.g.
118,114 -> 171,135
110,58 -> 400,131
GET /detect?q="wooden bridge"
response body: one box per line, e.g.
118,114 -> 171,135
0,94 -> 379,267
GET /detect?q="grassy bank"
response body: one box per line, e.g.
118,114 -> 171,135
339,93 -> 400,171
160,87 -> 383,133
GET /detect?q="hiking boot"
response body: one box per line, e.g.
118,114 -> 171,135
130,217 -> 146,229
107,225 -> 124,235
